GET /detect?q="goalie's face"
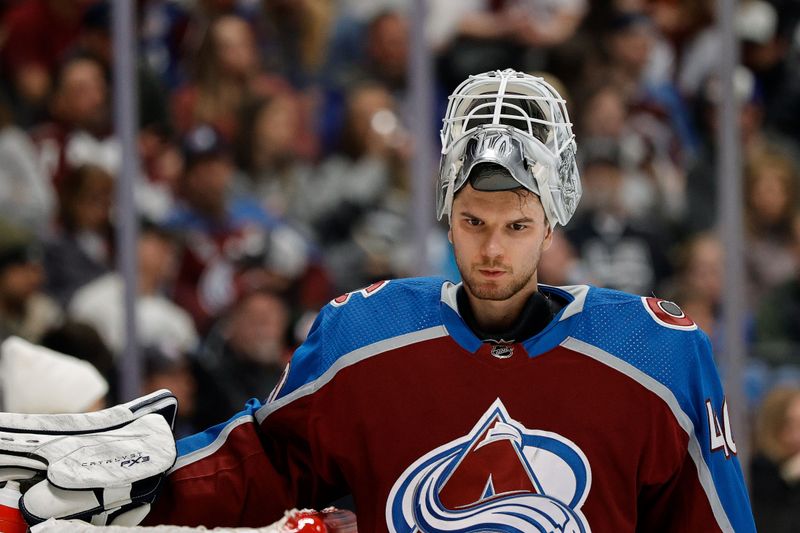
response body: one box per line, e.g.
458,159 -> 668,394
449,184 -> 553,307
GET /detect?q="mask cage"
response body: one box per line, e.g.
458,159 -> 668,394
440,70 -> 574,162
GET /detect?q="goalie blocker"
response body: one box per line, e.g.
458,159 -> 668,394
0,388 -> 178,527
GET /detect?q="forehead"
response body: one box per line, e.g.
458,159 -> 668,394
62,60 -> 104,85
453,184 -> 544,220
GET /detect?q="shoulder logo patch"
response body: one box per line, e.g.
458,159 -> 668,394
641,297 -> 697,331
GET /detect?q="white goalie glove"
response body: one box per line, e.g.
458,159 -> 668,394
0,388 -> 178,527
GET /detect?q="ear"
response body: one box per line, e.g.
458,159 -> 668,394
447,226 -> 453,244
541,223 -> 554,252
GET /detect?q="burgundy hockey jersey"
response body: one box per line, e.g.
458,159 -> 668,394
149,277 -> 755,532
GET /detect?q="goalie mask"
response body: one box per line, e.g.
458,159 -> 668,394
437,69 -> 581,228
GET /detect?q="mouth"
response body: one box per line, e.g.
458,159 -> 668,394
478,269 -> 507,279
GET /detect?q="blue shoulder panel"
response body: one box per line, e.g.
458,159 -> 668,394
570,287 -> 755,532
277,277 -> 447,399
176,398 -> 262,458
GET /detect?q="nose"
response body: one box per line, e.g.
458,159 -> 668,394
481,228 -> 505,261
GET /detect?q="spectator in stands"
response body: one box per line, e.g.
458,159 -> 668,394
166,124 -> 314,332
754,216 -> 800,365
137,131 -> 186,224
139,0 -> 193,91
234,94 -> 314,220
0,0 -> 92,126
686,65 -> 776,234
597,9 -> 663,92
180,0 -> 262,67
647,0 -> 713,69
77,0 -> 171,137
661,232 -> 725,341
44,164 -> 114,307
138,0 -> 261,93
67,1 -> 181,222
0,219 -> 61,344
193,289 -> 293,428
430,0 -> 587,90
68,221 -> 198,358
536,231 -> 589,287
576,81 -> 686,228
257,0 -> 336,88
171,14 -> 290,143
577,82 -> 629,140
751,386 -> 800,533
30,54 -> 118,192
0,95 -> 55,235
744,148 -> 800,302
600,10 -> 696,161
321,9 -> 411,143
675,3 -> 722,100
675,0 -> 796,131
335,0 -> 407,23
323,209 -> 412,295
302,82 -> 409,247
40,320 -> 118,403
328,10 -> 409,91
142,344 -> 199,438
565,137 -> 672,296
362,11 -> 409,93
736,0 -> 800,140
321,8 -> 415,161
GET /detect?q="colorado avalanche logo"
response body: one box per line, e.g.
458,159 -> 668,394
386,399 -> 592,532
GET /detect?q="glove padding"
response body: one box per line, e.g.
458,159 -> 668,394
0,389 -> 177,527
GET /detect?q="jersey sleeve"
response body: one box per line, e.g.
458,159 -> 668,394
146,310 -> 346,528
567,291 -> 756,532
146,278 -> 445,527
677,330 -> 755,532
632,329 -> 755,532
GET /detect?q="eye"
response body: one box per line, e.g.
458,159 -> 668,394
510,223 -> 527,231
465,218 -> 482,226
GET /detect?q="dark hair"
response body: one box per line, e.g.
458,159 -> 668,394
81,0 -> 110,32
0,218 -> 40,272
744,147 -> 799,236
40,321 -> 116,399
235,97 -> 273,174
580,137 -> 622,168
58,164 -> 114,232
0,96 -> 12,130
463,162 -> 536,210
140,217 -> 179,244
338,81 -> 392,159
470,162 -> 512,180
181,124 -> 229,170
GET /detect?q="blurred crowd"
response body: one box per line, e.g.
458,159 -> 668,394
1,0 -> 800,528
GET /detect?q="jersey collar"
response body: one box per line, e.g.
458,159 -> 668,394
439,282 -> 589,356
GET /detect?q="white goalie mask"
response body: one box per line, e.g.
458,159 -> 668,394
437,69 -> 581,228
